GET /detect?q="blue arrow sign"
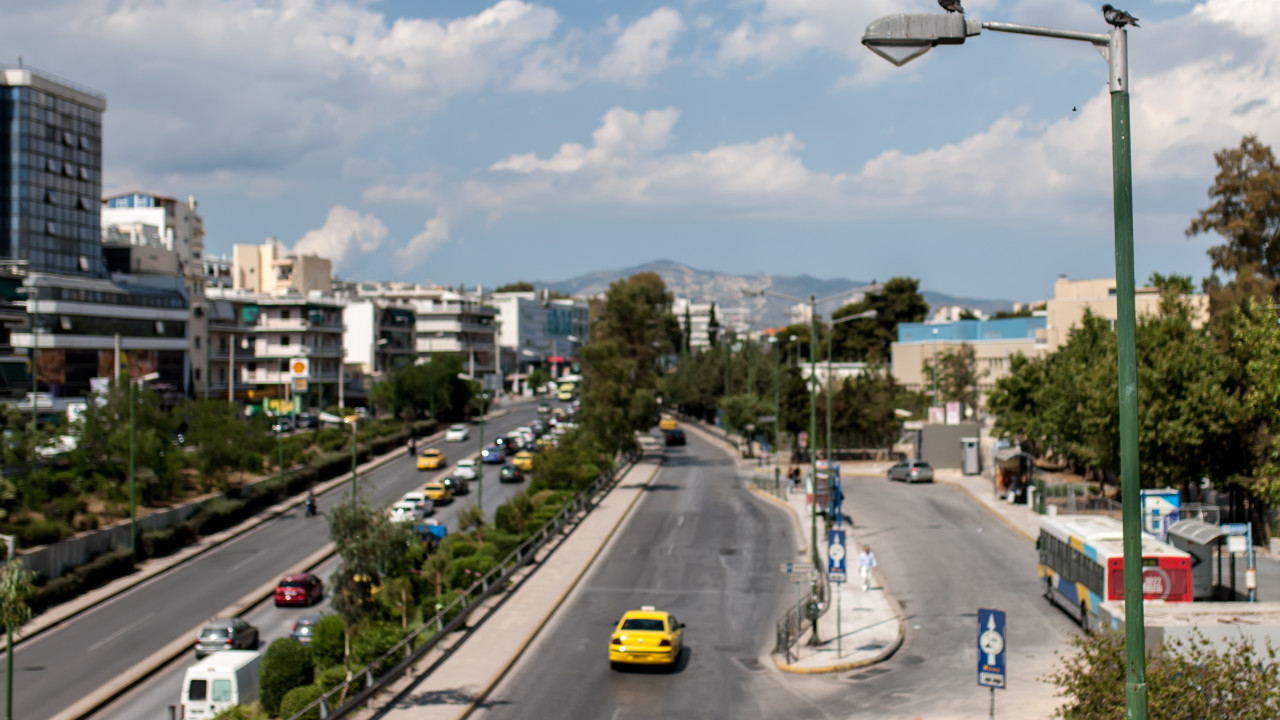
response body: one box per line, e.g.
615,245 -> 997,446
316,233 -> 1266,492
827,529 -> 847,582
977,607 -> 1006,689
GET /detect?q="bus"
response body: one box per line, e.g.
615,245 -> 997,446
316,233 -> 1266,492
1038,514 -> 1192,632
556,374 -> 582,402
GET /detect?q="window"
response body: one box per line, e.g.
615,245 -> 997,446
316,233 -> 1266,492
281,310 -> 290,320
187,679 -> 208,701
194,368 -> 201,381
194,336 -> 201,350
211,679 -> 231,703
281,335 -> 289,345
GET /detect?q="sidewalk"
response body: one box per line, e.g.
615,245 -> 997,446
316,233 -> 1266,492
679,422 -> 905,674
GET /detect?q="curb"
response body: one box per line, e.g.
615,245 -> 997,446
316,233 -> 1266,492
51,541 -> 339,720
932,475 -> 1037,543
17,410 -> 514,651
747,486 -> 809,559
457,460 -> 664,720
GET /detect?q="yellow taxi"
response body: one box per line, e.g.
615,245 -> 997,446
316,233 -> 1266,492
609,606 -> 684,669
417,448 -> 446,471
422,481 -> 453,504
659,417 -> 678,431
513,451 -> 534,472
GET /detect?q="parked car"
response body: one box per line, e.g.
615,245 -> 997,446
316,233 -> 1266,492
499,463 -> 524,483
664,428 -> 687,446
194,618 -> 259,659
454,459 -> 478,481
274,573 -> 324,607
445,424 -> 470,442
289,615 -> 320,644
389,501 -> 426,524
887,460 -> 934,483
481,445 -> 505,464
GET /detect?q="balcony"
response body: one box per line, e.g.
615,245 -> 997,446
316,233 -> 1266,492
244,369 -> 341,384
257,343 -> 343,358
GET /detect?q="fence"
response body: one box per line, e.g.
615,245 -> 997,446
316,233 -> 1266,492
285,449 -> 642,720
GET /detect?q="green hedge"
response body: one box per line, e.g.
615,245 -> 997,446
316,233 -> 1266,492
29,546 -> 136,613
19,518 -> 72,547
279,685 -> 322,720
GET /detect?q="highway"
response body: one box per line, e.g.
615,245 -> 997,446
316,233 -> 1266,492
7,406 -> 539,720
472,427 -> 807,719
474,433 -> 1076,720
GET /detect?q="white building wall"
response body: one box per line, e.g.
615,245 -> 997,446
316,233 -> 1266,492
343,301 -> 376,371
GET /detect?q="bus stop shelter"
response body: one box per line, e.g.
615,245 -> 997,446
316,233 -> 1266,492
1168,519 -> 1226,601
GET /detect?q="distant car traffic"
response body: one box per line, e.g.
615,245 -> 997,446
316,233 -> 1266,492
454,459 -> 478,481
481,445 -> 505,464
423,481 -> 453,504
195,618 -> 259,659
609,606 -> 684,670
537,402 -> 551,415
417,448 -> 446,470
664,429 -> 686,446
274,573 -> 324,607
290,615 -> 320,644
887,460 -> 934,483
445,424 -> 471,442
499,463 -> 524,483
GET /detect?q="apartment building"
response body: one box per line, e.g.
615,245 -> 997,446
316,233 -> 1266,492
491,291 -> 589,379
1044,275 -> 1208,351
349,282 -> 498,380
342,298 -> 416,379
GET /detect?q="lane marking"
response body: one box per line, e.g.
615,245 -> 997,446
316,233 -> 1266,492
87,612 -> 156,653
230,551 -> 262,572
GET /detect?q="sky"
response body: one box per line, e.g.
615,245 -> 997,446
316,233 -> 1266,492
4,0 -> 1277,302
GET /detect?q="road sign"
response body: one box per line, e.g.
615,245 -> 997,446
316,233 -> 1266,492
827,529 -> 847,583
977,607 -> 1007,689
780,562 -> 815,574
289,357 -> 309,378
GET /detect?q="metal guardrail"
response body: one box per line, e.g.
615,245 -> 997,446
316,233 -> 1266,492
284,449 -> 641,720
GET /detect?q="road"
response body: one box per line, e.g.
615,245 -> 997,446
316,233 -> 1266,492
472,427 -> 808,719
7,406 -> 539,720
474,433 -> 1076,720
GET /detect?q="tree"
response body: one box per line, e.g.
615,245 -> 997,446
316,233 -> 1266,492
526,368 -> 551,395
493,281 -> 536,293
707,302 -> 720,348
258,638 -> 314,715
1,558 -> 35,720
924,345 -> 986,419
379,576 -> 414,628
1187,134 -> 1280,309
831,278 -> 929,363
371,355 -> 472,423
1048,629 -> 1280,719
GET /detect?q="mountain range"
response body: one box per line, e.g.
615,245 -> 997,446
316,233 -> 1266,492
541,259 -> 1014,328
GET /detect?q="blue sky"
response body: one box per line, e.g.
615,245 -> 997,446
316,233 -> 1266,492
5,0 -> 1276,302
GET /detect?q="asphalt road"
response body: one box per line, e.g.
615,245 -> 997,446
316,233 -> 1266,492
472,427 -> 808,720
8,406 -> 539,720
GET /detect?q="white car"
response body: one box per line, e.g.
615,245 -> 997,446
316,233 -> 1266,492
389,501 -> 425,524
454,459 -> 478,481
445,424 -> 470,442
400,491 -> 434,516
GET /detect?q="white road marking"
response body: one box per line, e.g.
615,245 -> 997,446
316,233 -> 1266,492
230,551 -> 262,572
88,611 -> 156,652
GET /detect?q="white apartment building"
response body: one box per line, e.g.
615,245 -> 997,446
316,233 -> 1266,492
342,298 -> 416,379
491,291 -> 589,378
347,282 -> 499,380
673,298 -> 753,351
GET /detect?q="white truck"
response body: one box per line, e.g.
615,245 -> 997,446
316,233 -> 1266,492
179,650 -> 261,719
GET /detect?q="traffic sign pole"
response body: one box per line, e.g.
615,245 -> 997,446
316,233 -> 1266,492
977,607 -> 1007,720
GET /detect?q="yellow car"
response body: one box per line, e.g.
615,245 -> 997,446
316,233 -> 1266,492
659,417 -> 678,431
417,449 -> 446,471
422,481 -> 453,504
609,606 -> 684,669
513,451 -> 534,472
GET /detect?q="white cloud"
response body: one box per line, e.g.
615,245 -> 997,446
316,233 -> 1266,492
293,206 -> 389,271
394,213 -> 452,270
490,107 -> 680,173
597,7 -> 685,85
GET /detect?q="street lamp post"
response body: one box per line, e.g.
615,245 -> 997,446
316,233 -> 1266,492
769,336 -> 781,493
129,372 -> 161,558
862,13 -> 1147,717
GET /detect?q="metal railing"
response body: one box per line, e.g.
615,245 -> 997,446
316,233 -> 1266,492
774,572 -> 829,664
285,449 -> 640,720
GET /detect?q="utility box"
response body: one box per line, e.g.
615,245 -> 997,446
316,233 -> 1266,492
960,437 -> 980,475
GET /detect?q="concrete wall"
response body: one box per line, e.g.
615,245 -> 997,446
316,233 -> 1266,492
919,422 -> 981,469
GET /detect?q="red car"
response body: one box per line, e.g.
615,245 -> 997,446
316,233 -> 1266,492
274,572 -> 324,607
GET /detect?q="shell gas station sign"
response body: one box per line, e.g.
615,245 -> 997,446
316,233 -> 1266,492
290,357 -> 309,393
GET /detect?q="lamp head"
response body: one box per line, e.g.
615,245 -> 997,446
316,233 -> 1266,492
862,13 -> 981,66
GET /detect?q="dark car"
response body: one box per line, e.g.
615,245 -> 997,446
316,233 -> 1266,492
499,463 -> 524,483
496,436 -> 522,456
481,445 -> 506,464
664,428 -> 687,446
442,474 -> 470,496
275,572 -> 324,607
887,460 -> 934,483
290,614 -> 321,644
194,618 -> 259,658
295,414 -> 318,429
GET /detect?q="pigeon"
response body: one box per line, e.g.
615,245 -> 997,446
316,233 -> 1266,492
938,0 -> 965,13
1101,4 -> 1139,28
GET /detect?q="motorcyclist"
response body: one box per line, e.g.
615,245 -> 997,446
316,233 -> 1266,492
305,491 -> 317,517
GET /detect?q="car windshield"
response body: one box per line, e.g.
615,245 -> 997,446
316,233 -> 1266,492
280,580 -> 306,588
914,462 -> 931,468
621,618 -> 666,632
200,628 -> 228,639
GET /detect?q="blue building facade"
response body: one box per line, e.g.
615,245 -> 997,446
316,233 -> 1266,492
897,316 -> 1046,344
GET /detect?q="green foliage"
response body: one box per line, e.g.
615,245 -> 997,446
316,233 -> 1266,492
527,432 -> 598,490
278,684 -> 323,720
923,344 -> 985,419
493,281 -> 536,293
830,278 -> 930,363
526,368 -> 552,394
259,638 -> 314,715
350,621 -> 406,678
186,400 -> 273,487
1048,630 -> 1280,719
0,558 -> 36,631
211,705 -> 269,720
309,614 -> 347,669
370,356 -> 473,423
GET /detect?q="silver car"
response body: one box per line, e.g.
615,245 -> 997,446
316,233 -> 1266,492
195,618 -> 259,658
454,459 -> 478,481
887,460 -> 934,483
445,424 -> 470,442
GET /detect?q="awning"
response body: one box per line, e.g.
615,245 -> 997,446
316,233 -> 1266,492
1168,519 -> 1226,546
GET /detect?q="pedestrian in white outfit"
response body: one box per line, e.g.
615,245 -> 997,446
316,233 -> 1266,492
858,545 -> 877,592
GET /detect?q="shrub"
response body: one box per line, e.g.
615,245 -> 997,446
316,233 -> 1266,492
74,546 -> 135,587
140,525 -> 194,559
211,705 -> 269,720
18,518 -> 71,547
309,615 -> 347,669
29,574 -> 82,613
315,663 -> 359,696
350,622 -> 406,678
448,554 -> 497,590
278,685 -> 323,720
259,638 -> 314,715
